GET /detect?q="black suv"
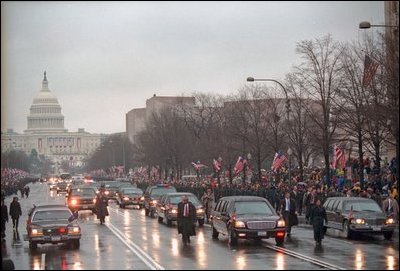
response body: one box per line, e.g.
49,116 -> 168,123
144,184 -> 177,217
323,197 -> 396,240
211,196 -> 286,246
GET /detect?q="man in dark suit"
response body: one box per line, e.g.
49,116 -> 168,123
280,191 -> 297,236
177,195 -> 196,246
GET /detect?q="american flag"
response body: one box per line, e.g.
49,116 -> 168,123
234,156 -> 247,175
213,159 -> 221,172
362,55 -> 379,88
271,151 -> 287,172
332,145 -> 346,169
191,161 -> 207,171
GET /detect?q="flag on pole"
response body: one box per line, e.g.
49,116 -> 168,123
362,55 -> 379,88
191,161 -> 207,171
332,145 -> 344,169
234,156 -> 247,175
213,159 -> 221,172
271,151 -> 287,172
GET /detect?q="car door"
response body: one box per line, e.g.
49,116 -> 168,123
324,199 -> 334,228
219,200 -> 231,235
331,199 -> 343,230
212,200 -> 224,232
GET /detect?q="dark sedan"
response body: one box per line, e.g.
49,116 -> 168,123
116,188 -> 143,209
23,205 -> 81,250
156,192 -> 205,226
211,196 -> 286,246
323,197 -> 396,240
66,187 -> 97,213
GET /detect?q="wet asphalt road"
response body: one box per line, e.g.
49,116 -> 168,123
1,182 -> 398,270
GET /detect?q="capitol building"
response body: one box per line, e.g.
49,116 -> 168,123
1,72 -> 105,171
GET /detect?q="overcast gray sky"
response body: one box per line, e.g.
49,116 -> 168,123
1,1 -> 385,135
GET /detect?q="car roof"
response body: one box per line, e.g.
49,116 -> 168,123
33,205 -> 70,211
166,192 -> 195,197
325,197 -> 375,202
218,196 -> 267,202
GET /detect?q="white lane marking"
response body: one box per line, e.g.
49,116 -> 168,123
106,221 -> 165,270
262,243 -> 346,270
40,253 -> 46,270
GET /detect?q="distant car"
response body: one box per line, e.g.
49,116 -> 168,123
144,184 -> 177,217
116,188 -> 143,209
115,183 -> 136,198
56,181 -> 68,194
211,196 -> 286,246
323,197 -> 396,240
66,187 -> 97,213
24,204 -> 81,250
100,181 -> 123,200
156,192 -> 205,226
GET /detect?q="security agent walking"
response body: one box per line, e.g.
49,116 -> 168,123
95,185 -> 109,225
9,197 -> 22,231
309,199 -> 327,246
279,191 -> 297,236
177,195 -> 196,246
1,197 -> 8,239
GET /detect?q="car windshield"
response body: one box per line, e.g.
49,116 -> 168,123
33,210 -> 72,221
170,195 -> 200,206
123,189 -> 142,195
151,187 -> 177,197
234,201 -> 275,216
71,188 -> 96,196
343,201 -> 382,212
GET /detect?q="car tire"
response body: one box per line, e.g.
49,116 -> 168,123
275,236 -> 284,246
145,208 -> 149,216
228,227 -> 237,246
150,210 -> 155,218
158,216 -> 163,223
198,219 -> 204,227
384,231 -> 394,240
212,225 -> 219,239
323,226 -> 327,235
344,221 -> 352,239
29,241 -> 38,250
70,239 -> 80,249
121,204 -> 125,209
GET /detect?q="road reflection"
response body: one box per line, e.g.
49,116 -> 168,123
355,248 -> 365,270
276,253 -> 285,270
236,254 -> 246,270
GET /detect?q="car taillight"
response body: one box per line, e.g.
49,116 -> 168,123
68,226 -> 80,234
31,228 -> 43,236
59,227 -> 67,234
93,198 -> 96,204
71,199 -> 78,205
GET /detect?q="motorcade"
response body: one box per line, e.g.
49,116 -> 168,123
211,196 -> 286,246
156,192 -> 205,226
323,197 -> 396,240
99,181 -> 123,200
116,187 -> 144,209
55,181 -> 69,194
144,184 -> 177,217
66,187 -> 97,213
24,204 -> 81,250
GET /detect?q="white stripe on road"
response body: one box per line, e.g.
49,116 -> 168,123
262,243 -> 346,270
106,221 -> 165,270
40,253 -> 46,270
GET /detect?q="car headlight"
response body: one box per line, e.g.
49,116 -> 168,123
171,208 -> 178,214
151,200 -> 157,205
277,219 -> 286,227
71,199 -> 78,205
105,191 -> 109,195
123,197 -> 130,201
31,228 -> 43,235
68,226 -> 81,234
196,208 -> 204,214
234,221 -> 246,228
351,218 -> 365,224
140,196 -> 144,201
386,218 -> 395,225
93,198 -> 96,204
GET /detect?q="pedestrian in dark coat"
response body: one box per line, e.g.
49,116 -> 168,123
279,191 -> 297,236
310,199 -> 327,246
9,197 -> 22,231
1,197 -> 9,239
24,186 -> 30,198
95,186 -> 109,224
177,195 -> 196,246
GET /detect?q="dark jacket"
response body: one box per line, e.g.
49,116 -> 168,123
95,193 -> 109,218
280,198 -> 297,227
1,203 -> 8,223
177,201 -> 196,237
9,201 -> 22,219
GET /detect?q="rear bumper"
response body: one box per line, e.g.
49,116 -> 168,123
24,234 -> 81,243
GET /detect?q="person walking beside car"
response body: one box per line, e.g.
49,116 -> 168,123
95,185 -> 109,225
177,195 -> 196,246
1,197 -> 9,239
279,191 -> 297,236
9,197 -> 22,231
382,193 -> 399,222
310,199 -> 327,246
201,188 -> 215,223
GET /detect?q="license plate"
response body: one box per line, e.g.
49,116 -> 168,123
82,205 -> 88,209
257,232 -> 267,236
372,226 -> 381,231
51,236 -> 61,241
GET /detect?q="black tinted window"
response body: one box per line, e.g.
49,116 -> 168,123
234,201 -> 274,216
33,210 -> 72,221
150,187 -> 177,197
71,188 -> 95,196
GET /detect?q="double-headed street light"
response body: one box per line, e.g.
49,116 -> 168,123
359,21 -> 398,29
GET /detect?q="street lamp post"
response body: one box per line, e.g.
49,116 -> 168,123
287,147 -> 293,188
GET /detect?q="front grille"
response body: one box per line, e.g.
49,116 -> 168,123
80,199 -> 93,204
247,221 -> 276,230
366,218 -> 385,226
43,228 -> 65,236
